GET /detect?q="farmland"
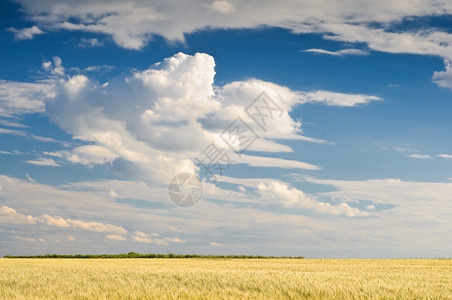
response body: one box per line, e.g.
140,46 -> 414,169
0,258 -> 451,299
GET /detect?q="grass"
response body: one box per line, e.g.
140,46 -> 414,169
0,258 -> 451,299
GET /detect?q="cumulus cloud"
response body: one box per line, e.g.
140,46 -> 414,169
0,53 -> 381,188
209,241 -> 222,246
256,180 -> 368,217
66,145 -> 119,165
14,235 -> 46,242
217,176 -> 368,217
65,219 -> 127,234
40,53 -> 343,184
105,234 -> 126,241
432,60 -> 452,90
131,231 -> 184,245
210,0 -> 235,14
42,56 -> 65,77
7,25 -> 45,40
438,154 -> 452,159
0,206 -> 37,224
0,205 -> 127,235
78,38 -> 103,48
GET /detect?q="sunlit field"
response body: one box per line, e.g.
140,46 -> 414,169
1,258 -> 451,299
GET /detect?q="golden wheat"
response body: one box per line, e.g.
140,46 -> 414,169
0,258 -> 451,299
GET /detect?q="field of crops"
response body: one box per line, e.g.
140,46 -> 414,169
1,258 -> 451,299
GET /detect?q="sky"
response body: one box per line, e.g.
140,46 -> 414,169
1,0 -> 452,258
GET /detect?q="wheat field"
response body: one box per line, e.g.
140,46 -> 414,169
0,258 -> 451,299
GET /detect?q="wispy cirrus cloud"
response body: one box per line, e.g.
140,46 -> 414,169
25,158 -> 61,167
302,48 -> 369,56
406,153 -> 432,159
299,90 -> 382,107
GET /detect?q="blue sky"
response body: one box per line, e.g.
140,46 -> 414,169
1,0 -> 452,258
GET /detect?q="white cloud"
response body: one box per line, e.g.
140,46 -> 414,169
67,145 -> 119,165
0,80 -> 54,117
105,234 -> 126,241
167,237 -> 184,243
303,48 -> 369,56
25,158 -> 61,167
438,154 -> 452,159
2,172 -> 452,257
13,0 -> 452,56
5,0 -> 452,91
0,51 -> 383,237
210,0 -> 235,14
0,127 -> 26,136
209,241 -> 222,246
305,177 -> 452,205
217,176 -> 368,217
0,53 -> 379,187
406,153 -> 432,159
26,174 -> 36,183
433,59 -> 452,90
78,38 -> 103,48
81,65 -> 113,73
238,154 -> 320,170
38,215 -> 70,227
0,206 -> 37,224
12,0 -> 451,91
299,91 -> 382,107
134,231 -> 151,238
0,128 -> 58,143
1,204 -> 127,235
30,134 -> 58,143
42,54 -> 345,185
42,56 -> 65,77
132,52 -> 215,101
7,25 -> 45,40
131,231 -> 184,245
256,180 -> 368,217
64,75 -> 89,94
132,236 -> 165,245
41,146 -> 118,167
0,119 -> 30,128
246,139 -> 293,152
14,235 -> 46,242
65,219 -> 127,234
